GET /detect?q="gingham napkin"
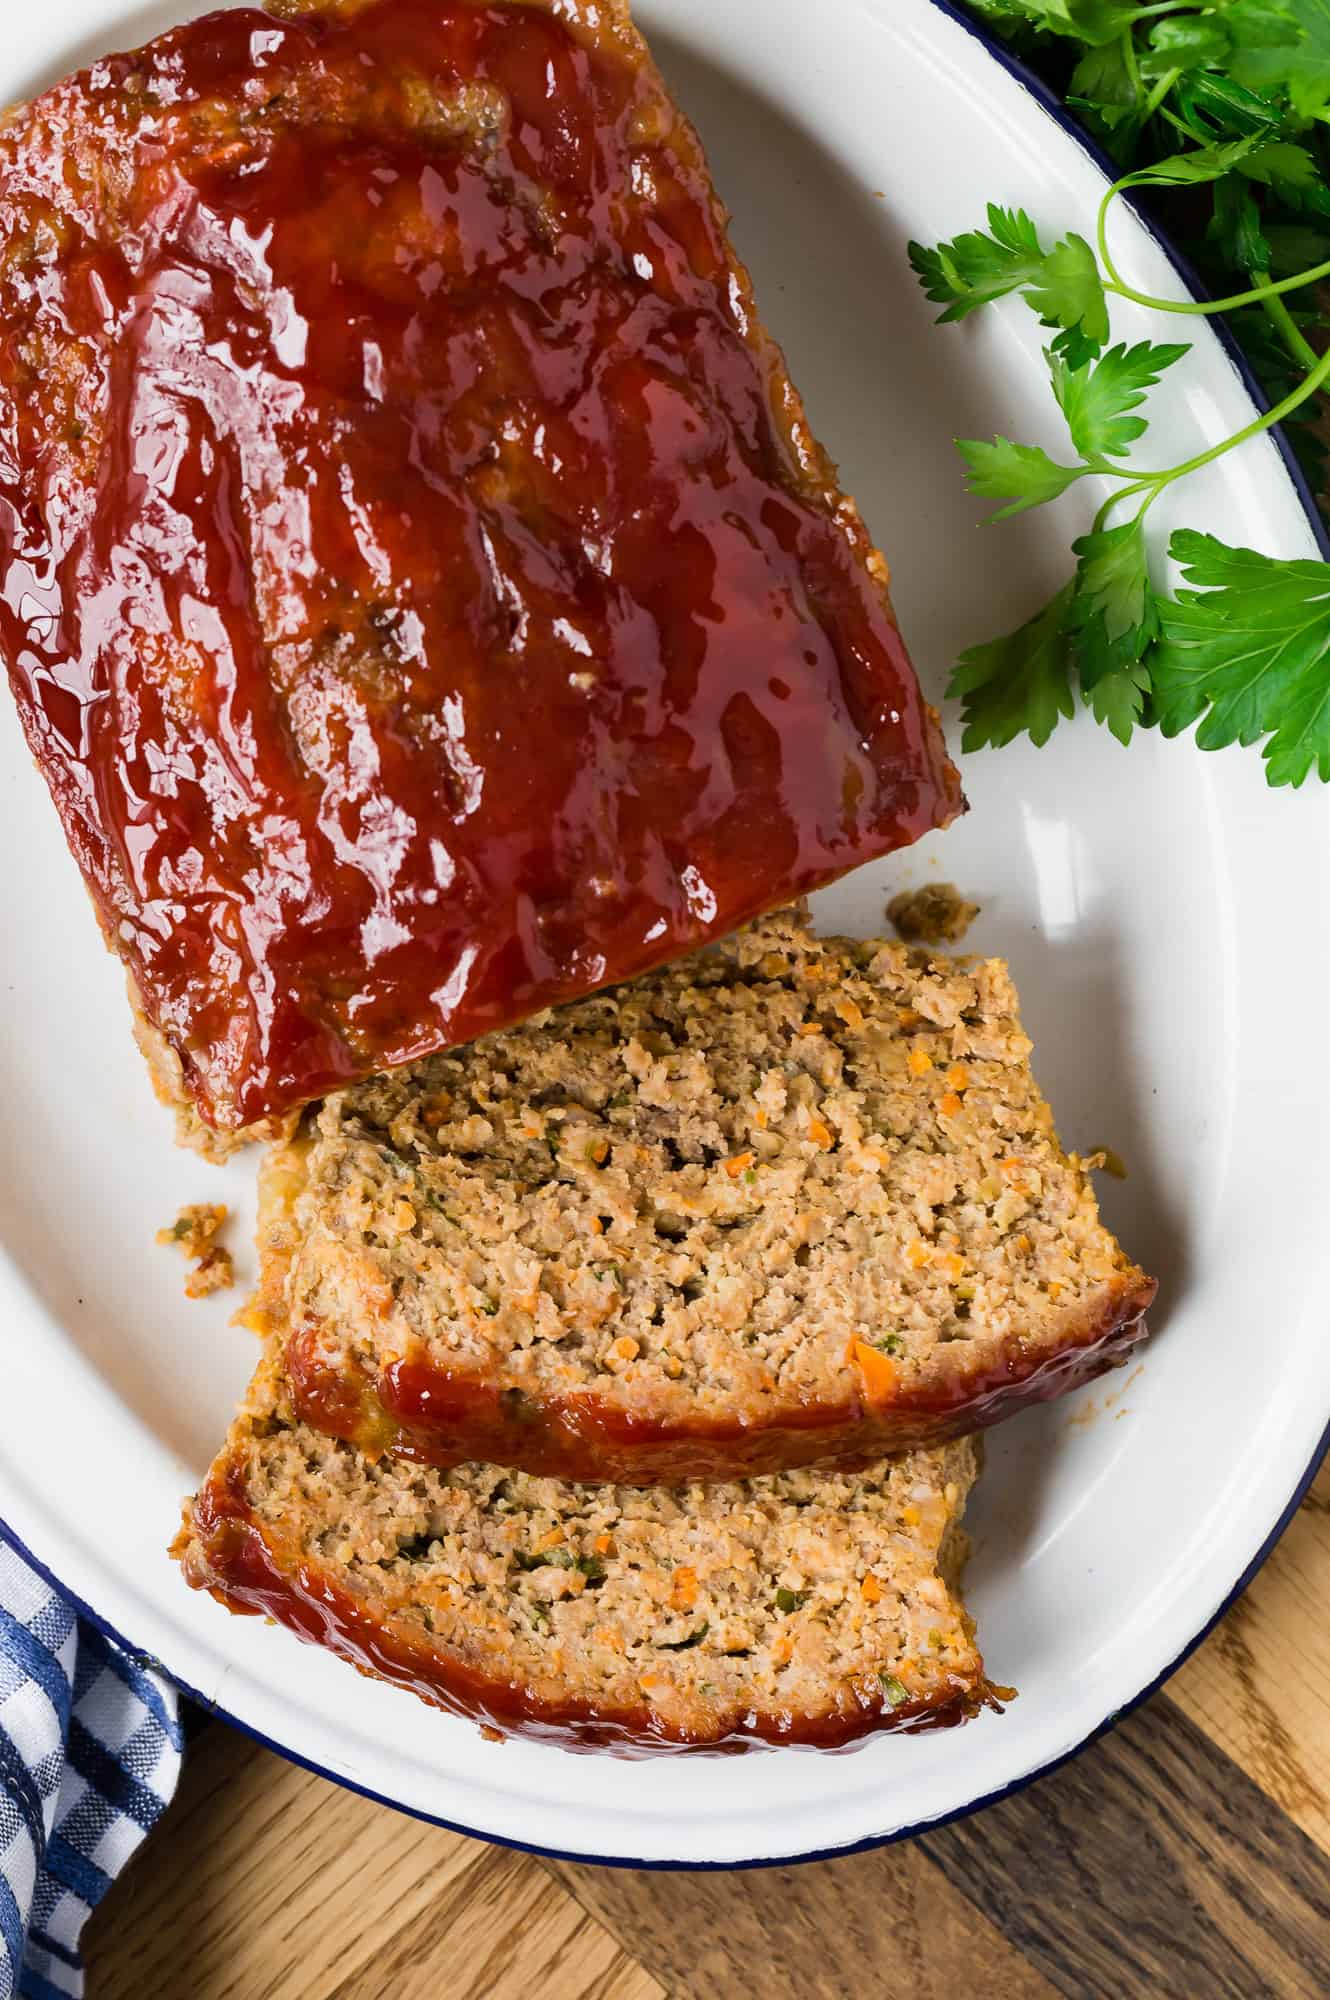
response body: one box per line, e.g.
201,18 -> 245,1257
0,1536 -> 182,2000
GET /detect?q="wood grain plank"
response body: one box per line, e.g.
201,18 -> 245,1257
1172,1460 -> 1330,1846
546,1841 -> 1057,2000
84,1724 -> 658,2000
920,1692 -> 1330,1999
326,1841 -> 663,2000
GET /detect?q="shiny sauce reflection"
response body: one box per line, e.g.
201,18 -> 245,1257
0,0 -> 960,1131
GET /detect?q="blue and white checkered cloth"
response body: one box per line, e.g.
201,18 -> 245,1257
0,1537 -> 182,2000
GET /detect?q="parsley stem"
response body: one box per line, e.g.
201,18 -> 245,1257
1140,67 -> 1181,124
1090,341 -> 1330,529
1103,259 -> 1330,314
1093,479 -> 1155,534
1088,340 -> 1328,536
1119,28 -> 1143,110
1098,184 -> 1330,314
1151,341 -> 1330,485
1254,276 -> 1321,374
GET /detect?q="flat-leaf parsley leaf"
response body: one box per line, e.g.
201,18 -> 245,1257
1228,0 -> 1330,124
955,436 -> 1086,518
909,207 -> 1108,358
1050,340 -> 1190,459
910,3 -> 1330,787
948,583 -> 1078,750
1154,532 -> 1330,785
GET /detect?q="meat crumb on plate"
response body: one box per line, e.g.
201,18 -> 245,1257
887,883 -> 980,946
158,1204 -> 235,1299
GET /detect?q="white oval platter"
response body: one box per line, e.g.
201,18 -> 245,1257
1,0 -> 1328,1867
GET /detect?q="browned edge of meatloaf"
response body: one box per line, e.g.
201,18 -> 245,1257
176,1473 -> 998,1755
174,1346 -> 1002,1755
129,979 -> 299,1159
252,1083 -> 1157,1482
282,1276 -> 1153,1481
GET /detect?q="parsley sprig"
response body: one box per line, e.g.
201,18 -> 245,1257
911,1 -> 1330,786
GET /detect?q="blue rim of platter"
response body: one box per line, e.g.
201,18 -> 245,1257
5,0 -> 1330,1873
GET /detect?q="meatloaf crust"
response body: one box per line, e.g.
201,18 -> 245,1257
0,0 -> 960,1146
247,907 -> 1155,1483
175,1343 -> 996,1753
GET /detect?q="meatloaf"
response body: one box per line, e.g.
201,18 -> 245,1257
175,1340 -> 992,1752
248,906 -> 1156,1483
0,0 -> 960,1150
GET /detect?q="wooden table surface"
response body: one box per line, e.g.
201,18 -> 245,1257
84,1457 -> 1330,2000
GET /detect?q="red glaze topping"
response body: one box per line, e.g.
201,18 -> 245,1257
0,0 -> 960,1133
180,1458 -> 999,1754
284,1286 -> 1156,1483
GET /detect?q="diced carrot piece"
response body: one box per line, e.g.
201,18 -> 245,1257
670,1566 -> 699,1611
807,1117 -> 833,1149
535,1528 -> 564,1553
939,1092 -> 963,1120
724,1150 -> 755,1177
905,1239 -> 932,1270
861,1573 -> 884,1604
947,1065 -> 970,1092
851,1339 -> 898,1403
594,1533 -> 616,1556
907,1047 -> 933,1077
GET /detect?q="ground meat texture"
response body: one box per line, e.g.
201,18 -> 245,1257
158,1203 -> 235,1298
0,0 -> 960,1151
174,1343 -> 994,1753
887,884 -> 980,946
157,1204 -> 228,1260
184,1249 -> 236,1300
248,907 -> 1156,1483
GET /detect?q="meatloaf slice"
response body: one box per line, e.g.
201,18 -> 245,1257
0,0 -> 960,1152
175,1341 -> 992,1753
249,907 -> 1156,1483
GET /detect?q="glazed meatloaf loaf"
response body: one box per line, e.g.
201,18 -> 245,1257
175,1342 -> 992,1752
250,907 -> 1156,1483
0,0 -> 960,1153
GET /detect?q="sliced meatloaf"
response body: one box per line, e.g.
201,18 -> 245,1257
0,0 -> 960,1151
175,1342 -> 992,1753
248,907 -> 1156,1483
